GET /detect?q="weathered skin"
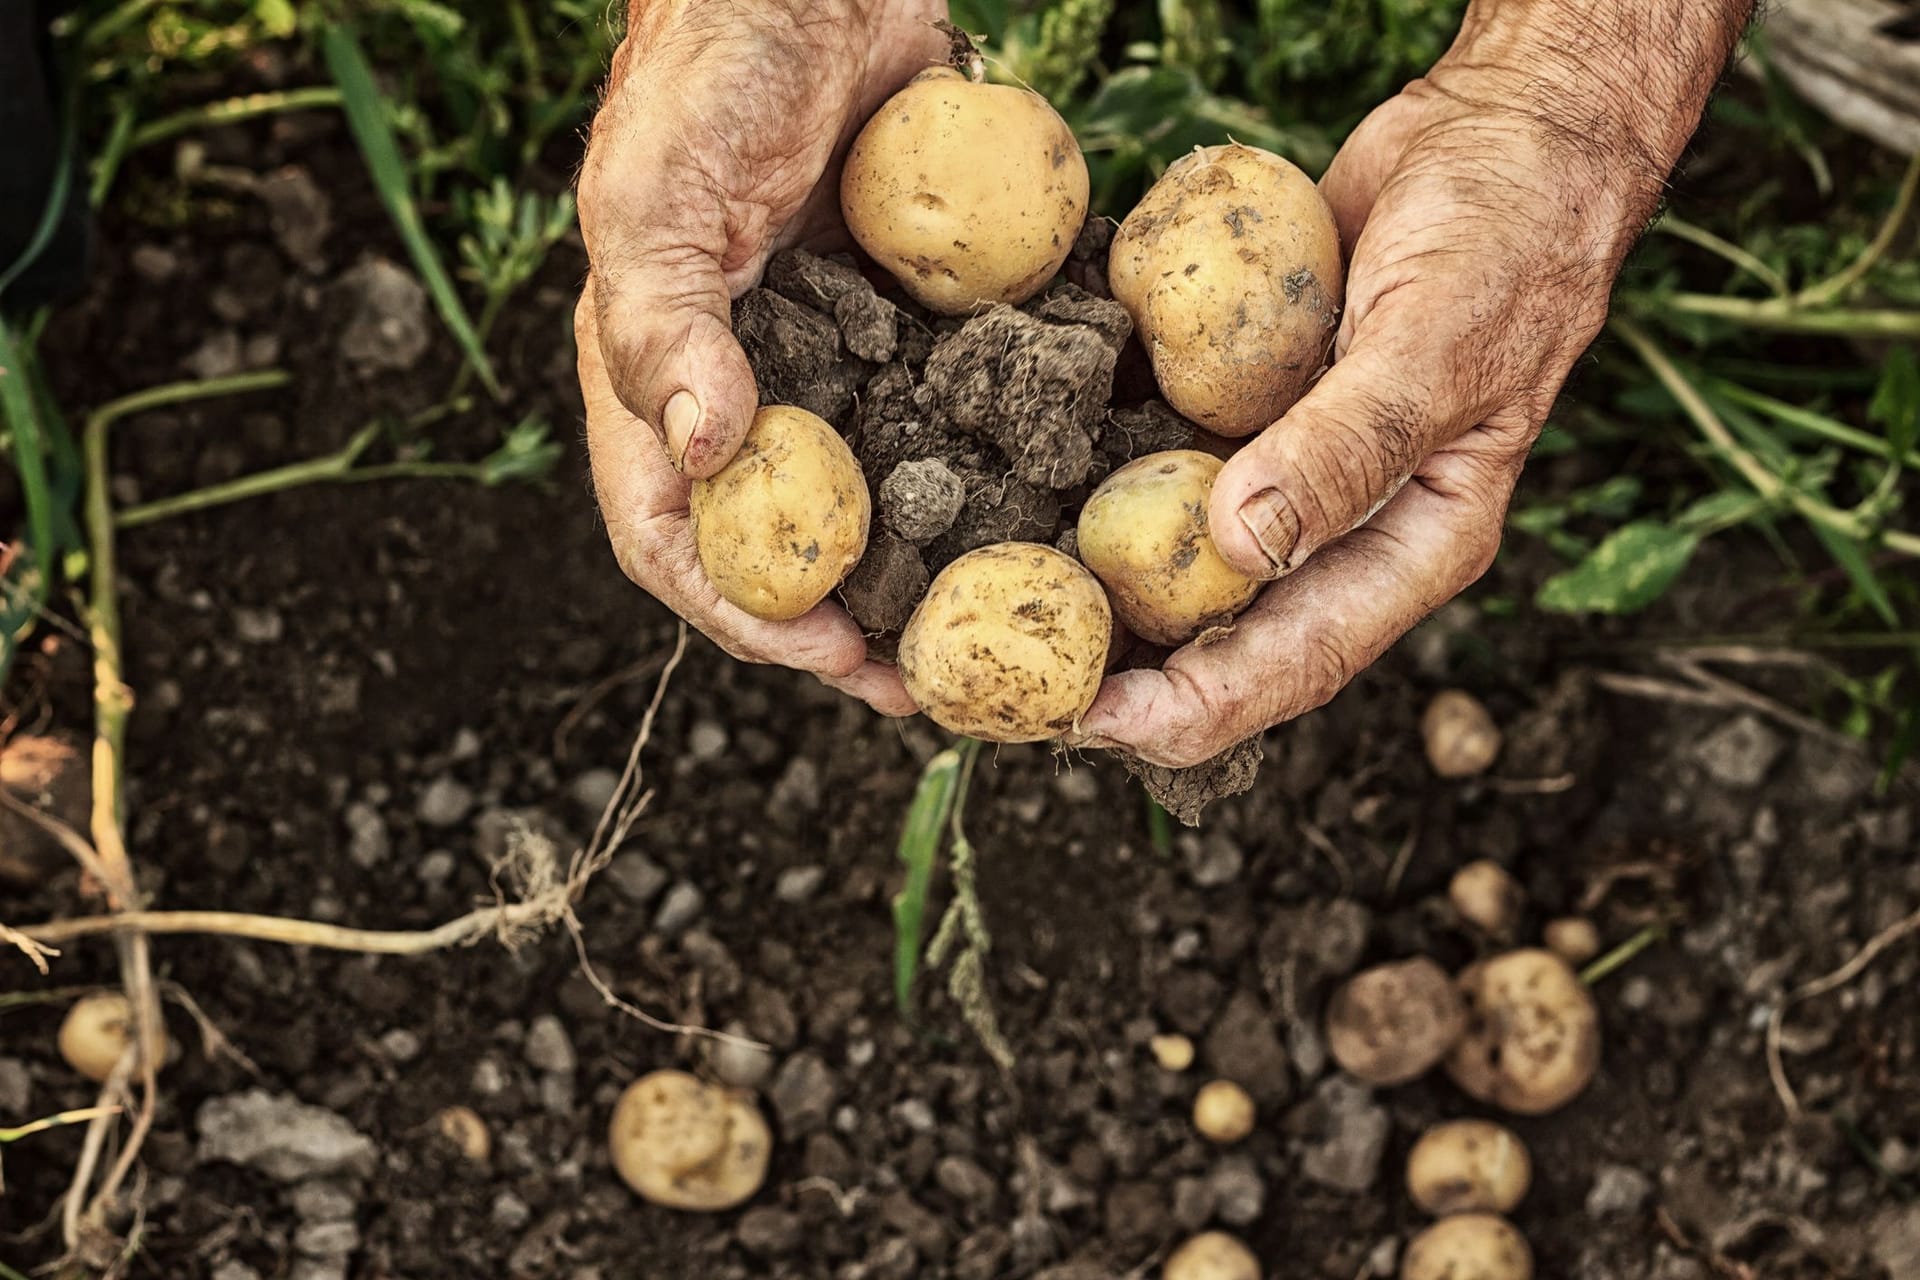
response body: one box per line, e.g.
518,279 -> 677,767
842,67 -> 1088,314
898,543 -> 1111,742
1110,143 -> 1344,437
1446,948 -> 1601,1114
609,1070 -> 772,1211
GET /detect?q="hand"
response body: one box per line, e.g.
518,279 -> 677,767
1076,2 -> 1750,767
575,0 -> 947,714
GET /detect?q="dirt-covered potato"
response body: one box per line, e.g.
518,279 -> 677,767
690,405 -> 870,621
1077,450 -> 1261,645
1449,860 -> 1524,938
1192,1079 -> 1256,1145
1543,917 -> 1602,966
1109,143 -> 1343,437
842,66 -> 1088,314
1401,1213 -> 1533,1280
609,1070 -> 772,1211
1165,1231 -> 1261,1280
59,992 -> 164,1083
1325,957 -> 1466,1086
1406,1120 -> 1532,1216
1446,949 -> 1601,1115
898,543 -> 1111,742
1421,689 -> 1502,778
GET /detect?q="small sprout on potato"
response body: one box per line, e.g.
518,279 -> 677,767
1150,1033 -> 1196,1072
1077,450 -> 1261,646
1449,860 -> 1524,938
842,66 -> 1088,314
898,542 -> 1112,743
1421,690 -> 1502,779
1446,949 -> 1601,1115
58,992 -> 163,1084
1325,957 -> 1466,1087
609,1070 -> 772,1211
435,1105 -> 492,1163
1192,1079 -> 1256,1145
690,405 -> 870,622
1165,1230 -> 1261,1280
1401,1213 -> 1533,1280
1543,917 -> 1602,966
1406,1120 -> 1531,1216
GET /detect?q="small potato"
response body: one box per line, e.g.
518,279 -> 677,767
1151,1033 -> 1196,1072
1077,450 -> 1260,646
1422,690 -> 1502,779
1193,1079 -> 1256,1145
842,67 -> 1088,314
1449,860 -> 1524,938
1165,1231 -> 1261,1280
0,733 -> 90,884
435,1105 -> 492,1163
1109,143 -> 1343,436
1402,1214 -> 1533,1280
1543,917 -> 1603,966
1325,957 -> 1466,1087
691,405 -> 870,621
898,543 -> 1111,743
1406,1120 -> 1532,1216
1446,949 -> 1601,1115
59,992 -> 164,1083
609,1070 -> 772,1211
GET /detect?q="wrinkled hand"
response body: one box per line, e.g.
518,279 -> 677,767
1077,56 -> 1701,767
575,0 -> 946,713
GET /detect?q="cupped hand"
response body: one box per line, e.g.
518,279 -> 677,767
1077,68 -> 1672,767
574,0 -> 947,713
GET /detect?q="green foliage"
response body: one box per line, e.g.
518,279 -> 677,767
1535,522 -> 1703,615
892,746 -> 968,1016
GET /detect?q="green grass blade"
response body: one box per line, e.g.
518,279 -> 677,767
1144,790 -> 1173,857
1810,524 -> 1901,628
892,747 -> 965,1015
0,316 -> 56,684
322,28 -> 501,400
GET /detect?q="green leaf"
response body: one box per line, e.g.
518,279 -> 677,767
1535,521 -> 1701,614
1869,347 -> 1919,462
1675,489 -> 1768,533
892,748 -> 965,1016
1810,524 -> 1900,627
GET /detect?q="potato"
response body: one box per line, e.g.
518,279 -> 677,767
1543,917 -> 1602,967
1446,949 -> 1600,1115
609,1070 -> 772,1211
59,992 -> 164,1083
898,543 -> 1111,743
1151,1033 -> 1196,1072
1449,860 -> 1524,938
1325,957 -> 1466,1087
1406,1120 -> 1532,1216
1192,1079 -> 1256,1145
1165,1231 -> 1261,1280
435,1105 -> 492,1163
842,67 -> 1088,314
1077,450 -> 1261,646
690,405 -> 870,621
1109,143 -> 1343,437
0,732 -> 90,884
1402,1213 -> 1533,1280
1421,690 -> 1502,779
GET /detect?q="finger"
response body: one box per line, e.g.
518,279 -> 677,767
1080,434 -> 1523,768
817,661 -> 919,717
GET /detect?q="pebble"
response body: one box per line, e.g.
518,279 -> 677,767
737,1206 -> 804,1256
1051,768 -> 1100,805
233,606 -> 284,644
343,802 -> 388,869
1102,1181 -> 1167,1243
288,1180 -> 357,1222
490,1191 -> 532,1232
524,1015 -> 576,1074
1204,989 -> 1291,1104
416,850 -> 455,886
1692,714 -> 1785,789
196,1091 -> 376,1183
936,1155 -> 998,1206
131,244 -> 180,282
710,1025 -> 774,1090
775,865 -> 827,903
415,776 -> 473,828
1171,1176 -> 1215,1231
1366,1238 -> 1401,1277
1296,1076 -> 1390,1193
182,330 -> 245,379
335,258 -> 430,375
471,1059 -> 508,1097
687,720 -> 730,762
375,1029 -> 420,1063
1182,832 -> 1244,887
767,757 -> 823,826
0,1058 -> 30,1115
293,1220 -> 360,1258
1871,1204 -> 1920,1277
1208,1155 -> 1267,1226
893,1098 -> 937,1132
604,852 -> 669,904
568,768 -> 620,817
257,166 -> 332,271
288,1262 -> 347,1280
769,1052 -> 840,1135
652,881 -> 705,936
1586,1163 -> 1655,1217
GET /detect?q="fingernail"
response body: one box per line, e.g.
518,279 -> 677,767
663,390 -> 700,470
1237,489 -> 1300,579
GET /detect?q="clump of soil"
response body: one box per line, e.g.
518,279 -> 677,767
731,237 -> 1262,819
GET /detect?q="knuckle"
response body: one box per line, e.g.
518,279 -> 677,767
1293,629 -> 1357,717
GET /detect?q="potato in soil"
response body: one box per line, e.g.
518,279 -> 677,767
1406,1119 -> 1532,1215
1401,1213 -> 1533,1280
1446,948 -> 1601,1114
898,542 -> 1111,743
609,1070 -> 772,1211
1077,449 -> 1260,646
690,405 -> 869,621
841,66 -> 1088,314
1109,142 -> 1343,436
1324,956 -> 1466,1086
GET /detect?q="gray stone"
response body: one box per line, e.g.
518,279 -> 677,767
0,1058 -> 30,1115
1171,1175 -> 1214,1232
470,1058 -> 508,1096
376,1028 -> 420,1063
1586,1163 -> 1654,1217
344,802 -> 388,869
892,1098 -> 936,1132
183,330 -> 246,380
936,1155 -> 997,1206
1870,1205 -> 1920,1278
652,881 -> 705,936
415,776 -> 473,828
293,1219 -> 360,1258
568,768 -> 620,817
1052,767 -> 1100,805
1183,832 -> 1244,887
1297,1076 -> 1390,1194
769,1052 -> 839,1135
288,1180 -> 357,1222
196,1091 -> 375,1183
131,244 -> 180,282
1204,989 -> 1291,1104
1693,714 -> 1785,788
737,1206 -> 804,1256
1208,1155 -> 1266,1226
687,720 -> 729,762
775,865 -> 826,904
416,850 -> 456,885
879,459 -> 968,544
710,1025 -> 775,1089
336,259 -> 430,375
604,852 -> 669,904
767,758 -> 822,826
258,166 -> 332,271
288,1261 -> 347,1280
524,1015 -> 576,1074
234,606 -> 284,644
491,1190 -> 532,1232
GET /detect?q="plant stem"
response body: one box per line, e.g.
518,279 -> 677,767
128,86 -> 345,152
1580,924 -> 1666,985
1709,380 -> 1920,471
1653,215 -> 1790,297
1648,292 -> 1920,340
1795,150 -> 1920,309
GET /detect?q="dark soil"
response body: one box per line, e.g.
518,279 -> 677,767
1,97 -> 1917,1280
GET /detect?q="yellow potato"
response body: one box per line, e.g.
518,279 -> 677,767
1077,450 -> 1260,646
1109,143 -> 1343,436
1449,860 -> 1524,937
1165,1231 -> 1261,1280
842,67 -> 1088,314
59,992 -> 165,1083
1406,1120 -> 1532,1216
1401,1213 -> 1533,1280
1325,957 -> 1466,1087
691,405 -> 870,621
1543,917 -> 1602,966
1446,949 -> 1601,1115
609,1070 -> 772,1211
898,543 -> 1111,742
1422,689 -> 1502,778
1193,1079 -> 1256,1145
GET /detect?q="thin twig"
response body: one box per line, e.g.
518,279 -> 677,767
552,652 -> 670,761
1766,904 -> 1920,1119
0,924 -> 57,974
1795,151 -> 1920,309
